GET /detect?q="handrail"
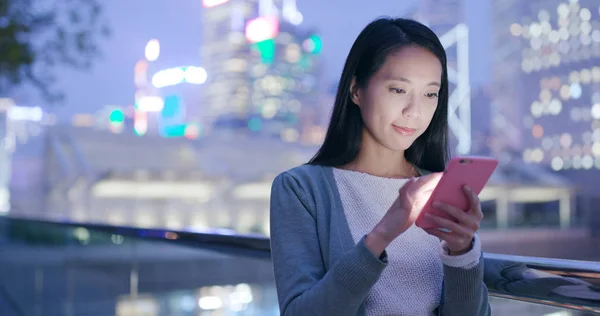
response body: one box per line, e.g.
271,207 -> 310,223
5,217 -> 600,314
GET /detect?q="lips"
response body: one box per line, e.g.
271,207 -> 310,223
393,125 -> 416,136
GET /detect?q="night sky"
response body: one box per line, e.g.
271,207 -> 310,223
14,0 -> 491,120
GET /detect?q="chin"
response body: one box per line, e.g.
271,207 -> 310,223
386,139 -> 416,152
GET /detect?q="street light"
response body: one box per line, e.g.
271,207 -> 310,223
151,66 -> 208,88
145,39 -> 160,62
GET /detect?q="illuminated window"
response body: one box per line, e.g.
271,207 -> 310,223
560,133 -> 573,148
245,16 -> 279,43
531,101 -> 543,117
280,128 -> 299,142
532,124 -> 544,138
548,99 -> 562,115
285,43 -> 302,63
531,148 -> 544,163
551,156 -> 564,171
592,141 -> 600,157
510,23 -> 522,36
559,85 -> 571,100
591,103 -> 600,119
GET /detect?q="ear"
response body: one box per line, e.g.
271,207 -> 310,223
350,76 -> 361,107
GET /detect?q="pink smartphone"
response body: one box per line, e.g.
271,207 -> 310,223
415,156 -> 498,229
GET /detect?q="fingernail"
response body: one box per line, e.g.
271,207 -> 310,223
433,201 -> 441,208
463,185 -> 471,192
425,213 -> 433,218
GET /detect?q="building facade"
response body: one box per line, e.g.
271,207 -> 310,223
200,0 -> 321,141
511,0 -> 600,172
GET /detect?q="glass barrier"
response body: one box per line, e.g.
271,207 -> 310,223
0,217 -> 276,315
1,217 -> 598,315
489,297 -> 593,315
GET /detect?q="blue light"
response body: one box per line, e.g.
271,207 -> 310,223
161,95 -> 182,118
248,117 -> 262,132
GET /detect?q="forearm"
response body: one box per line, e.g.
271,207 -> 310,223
277,236 -> 386,316
438,253 -> 491,316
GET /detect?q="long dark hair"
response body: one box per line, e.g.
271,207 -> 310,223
308,17 -> 450,172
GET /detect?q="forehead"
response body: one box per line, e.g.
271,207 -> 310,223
374,45 -> 443,82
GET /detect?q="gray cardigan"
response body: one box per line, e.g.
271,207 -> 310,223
269,164 -> 491,316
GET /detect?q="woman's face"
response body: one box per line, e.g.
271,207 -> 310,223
351,45 -> 442,152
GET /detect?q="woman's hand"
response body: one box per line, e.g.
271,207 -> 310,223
423,185 -> 484,255
366,173 -> 442,256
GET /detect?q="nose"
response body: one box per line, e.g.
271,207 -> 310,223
402,94 -> 420,118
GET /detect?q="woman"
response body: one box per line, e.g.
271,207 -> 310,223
270,17 -> 490,316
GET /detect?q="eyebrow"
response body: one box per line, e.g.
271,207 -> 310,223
385,76 -> 441,87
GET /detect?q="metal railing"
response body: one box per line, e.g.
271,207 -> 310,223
6,217 -> 600,314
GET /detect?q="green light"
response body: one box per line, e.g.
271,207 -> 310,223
109,109 -> 125,124
309,35 -> 322,54
254,39 -> 276,64
161,124 -> 186,138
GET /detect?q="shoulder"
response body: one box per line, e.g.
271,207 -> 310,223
271,165 -> 328,218
273,164 -> 329,188
279,164 -> 326,182
271,164 -> 331,206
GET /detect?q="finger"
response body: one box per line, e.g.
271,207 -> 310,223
463,186 -> 484,220
424,228 -> 468,245
433,201 -> 480,231
424,213 -> 474,237
424,227 -> 451,240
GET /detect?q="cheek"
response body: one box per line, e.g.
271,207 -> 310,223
425,105 -> 438,119
420,105 -> 438,127
421,99 -> 438,117
359,94 -> 390,123
362,102 -> 396,128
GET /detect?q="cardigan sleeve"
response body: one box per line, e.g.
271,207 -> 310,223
270,171 -> 387,316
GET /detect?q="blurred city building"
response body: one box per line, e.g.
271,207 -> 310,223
487,0 -> 599,230
1,0 -> 594,239
0,98 -> 15,215
489,0 -> 528,158
0,98 -> 51,216
504,0 -> 600,176
34,125 -> 317,235
200,0 -> 323,143
133,38 -> 208,139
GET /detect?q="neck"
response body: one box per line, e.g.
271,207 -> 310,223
342,130 -> 416,179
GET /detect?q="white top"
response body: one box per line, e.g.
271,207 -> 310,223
333,168 -> 481,316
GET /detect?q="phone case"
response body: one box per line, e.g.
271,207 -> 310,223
415,156 -> 498,229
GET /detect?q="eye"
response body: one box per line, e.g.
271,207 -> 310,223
425,92 -> 439,99
390,88 -> 406,94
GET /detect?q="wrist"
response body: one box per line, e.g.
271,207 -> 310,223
446,238 -> 474,256
366,228 -> 391,257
